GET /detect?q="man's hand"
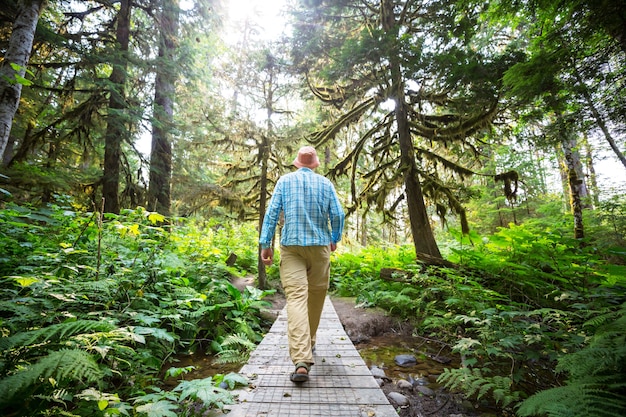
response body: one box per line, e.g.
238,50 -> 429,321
261,248 -> 273,266
330,242 -> 337,252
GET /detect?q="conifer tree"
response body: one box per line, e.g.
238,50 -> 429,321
148,0 -> 180,216
290,0 -> 513,258
102,0 -> 131,214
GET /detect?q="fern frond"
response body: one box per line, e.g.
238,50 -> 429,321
517,381 -> 626,417
437,367 -> 520,407
213,349 -> 249,365
0,301 -> 36,322
213,333 -> 255,365
173,287 -> 197,297
29,407 -> 81,417
518,302 -> 626,417
185,306 -> 210,319
0,349 -> 103,406
220,333 -> 256,350
80,278 -> 118,295
0,319 -> 116,351
33,387 -> 70,405
582,308 -> 619,329
558,307 -> 626,380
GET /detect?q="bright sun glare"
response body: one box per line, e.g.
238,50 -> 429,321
225,0 -> 288,41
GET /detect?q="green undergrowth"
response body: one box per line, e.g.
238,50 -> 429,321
0,202 -> 272,417
2,199 -> 625,417
330,220 -> 626,416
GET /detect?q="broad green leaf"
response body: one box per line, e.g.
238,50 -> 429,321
128,224 -> 140,236
453,337 -> 482,353
133,326 -> 175,342
165,366 -> 195,378
147,212 -> 165,224
174,377 -> 233,407
14,74 -> 33,86
135,400 -> 178,417
132,313 -> 162,326
221,372 -> 248,389
10,276 -> 39,287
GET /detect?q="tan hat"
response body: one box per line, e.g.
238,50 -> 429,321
293,146 -> 320,169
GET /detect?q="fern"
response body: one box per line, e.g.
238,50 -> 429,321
213,333 -> 256,365
517,378 -> 626,417
220,333 -> 256,350
212,349 -> 249,365
0,319 -> 116,351
79,278 -> 119,296
0,349 -> 103,406
582,307 -> 618,329
437,367 -> 521,407
517,302 -> 626,417
0,300 -> 37,323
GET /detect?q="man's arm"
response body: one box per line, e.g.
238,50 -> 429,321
259,180 -> 283,249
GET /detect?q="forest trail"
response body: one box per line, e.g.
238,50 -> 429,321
224,297 -> 400,417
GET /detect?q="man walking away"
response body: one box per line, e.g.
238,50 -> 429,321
259,146 -> 345,383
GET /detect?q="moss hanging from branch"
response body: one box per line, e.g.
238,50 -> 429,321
494,170 -> 519,202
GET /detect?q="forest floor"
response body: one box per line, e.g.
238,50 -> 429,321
246,276 -> 504,417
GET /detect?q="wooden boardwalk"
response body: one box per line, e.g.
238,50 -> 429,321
226,297 -> 400,417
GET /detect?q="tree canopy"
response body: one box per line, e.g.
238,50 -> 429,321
0,0 -> 624,250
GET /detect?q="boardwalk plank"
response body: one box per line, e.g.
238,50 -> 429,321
226,297 -> 399,417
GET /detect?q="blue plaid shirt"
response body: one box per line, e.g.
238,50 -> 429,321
259,168 -> 345,248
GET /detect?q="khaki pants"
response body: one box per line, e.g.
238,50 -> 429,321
279,245 -> 330,366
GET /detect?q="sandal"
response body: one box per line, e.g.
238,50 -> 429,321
290,362 -> 310,383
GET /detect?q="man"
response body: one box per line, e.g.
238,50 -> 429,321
259,146 -> 345,383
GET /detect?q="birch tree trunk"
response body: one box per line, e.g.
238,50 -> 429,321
582,134 -> 600,208
0,0 -> 44,160
562,131 -> 590,239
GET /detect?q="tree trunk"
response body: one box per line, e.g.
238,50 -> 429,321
148,0 -> 179,216
2,135 -> 14,166
582,134 -> 600,208
382,0 -> 442,259
0,0 -> 44,160
256,58 -> 276,290
257,136 -> 269,290
562,131 -> 588,239
42,136 -> 62,204
360,211 -> 367,247
556,145 -> 570,211
396,100 -> 442,257
103,0 -> 131,214
573,67 -> 626,171
257,116 -> 270,290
